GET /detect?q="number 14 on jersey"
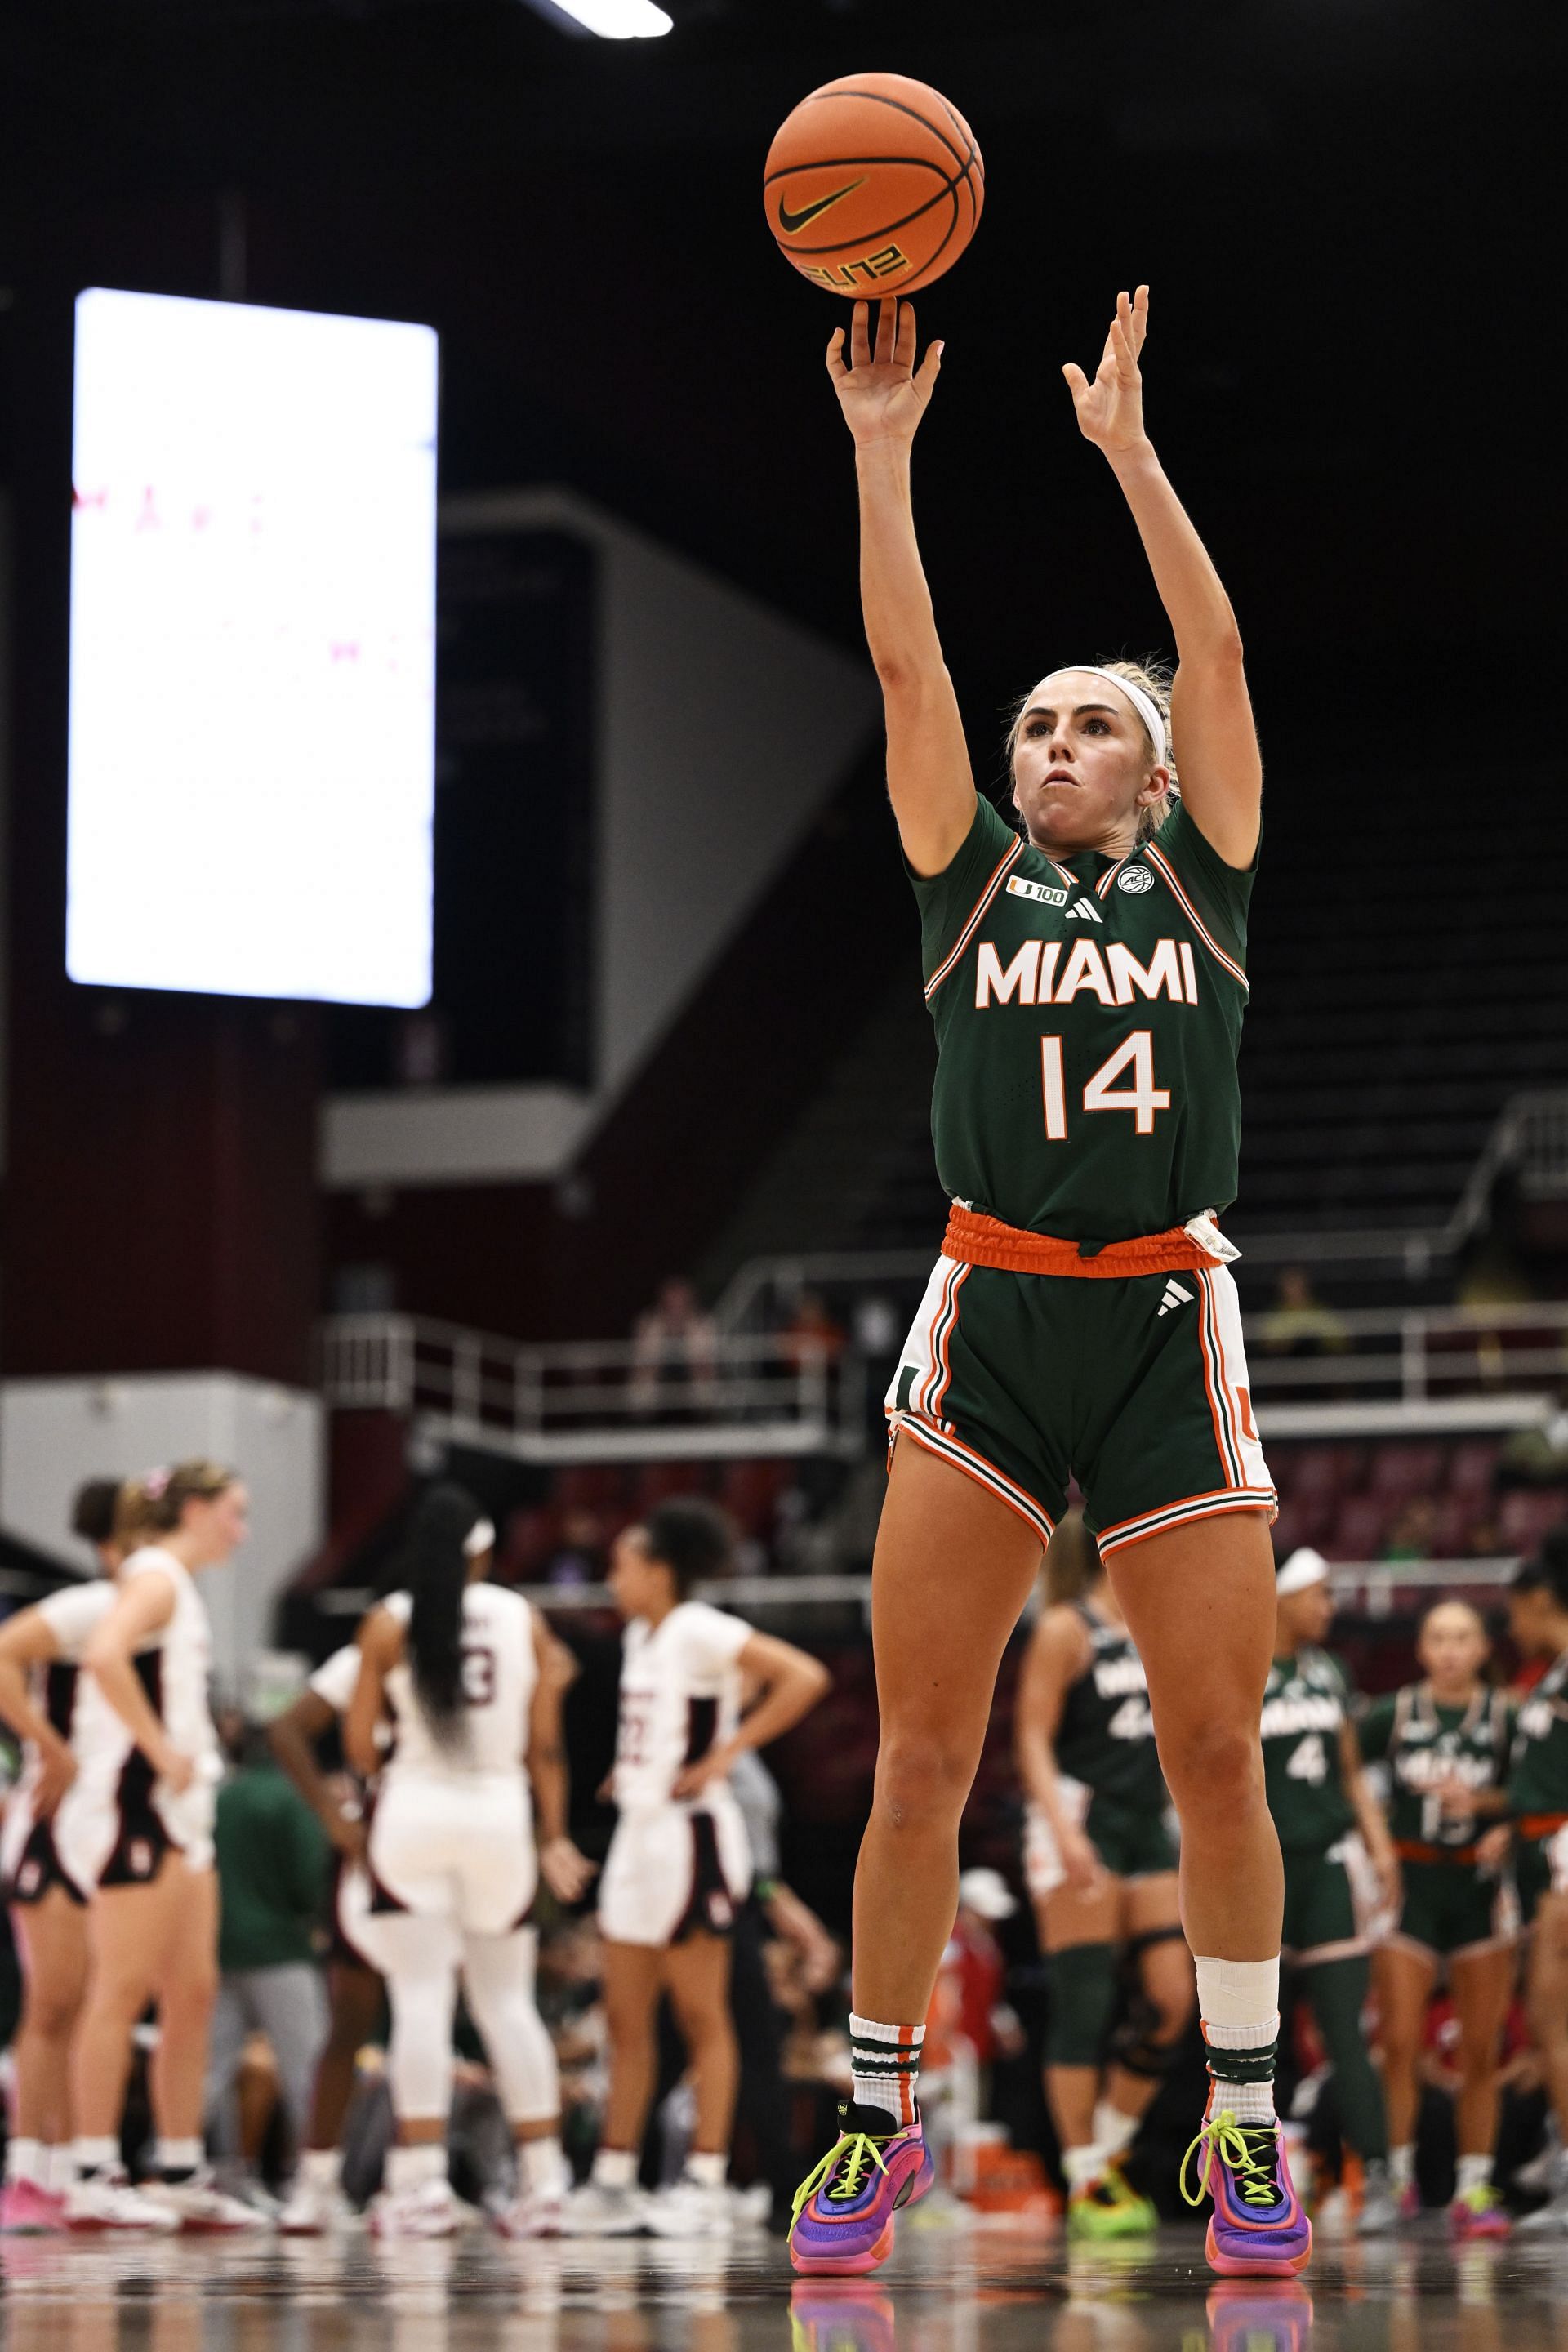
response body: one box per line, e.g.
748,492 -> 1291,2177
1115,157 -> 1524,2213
1042,1031 -> 1169,1141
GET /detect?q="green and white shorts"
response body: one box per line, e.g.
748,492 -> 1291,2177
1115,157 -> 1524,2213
886,1244 -> 1275,1555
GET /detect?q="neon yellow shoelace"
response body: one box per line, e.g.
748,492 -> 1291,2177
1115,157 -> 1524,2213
1180,2110 -> 1282,2210
791,2132 -> 891,2221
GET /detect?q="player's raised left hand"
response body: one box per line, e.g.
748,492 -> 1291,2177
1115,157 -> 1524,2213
1062,286 -> 1151,457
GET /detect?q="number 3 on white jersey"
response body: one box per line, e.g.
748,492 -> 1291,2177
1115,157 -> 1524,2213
1041,1031 -> 1171,1142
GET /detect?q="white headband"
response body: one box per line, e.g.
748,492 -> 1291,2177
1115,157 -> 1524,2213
1038,666 -> 1169,773
464,1518 -> 496,1560
1276,1547 -> 1330,1597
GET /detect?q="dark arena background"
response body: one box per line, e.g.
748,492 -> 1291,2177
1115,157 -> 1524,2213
0,0 -> 1561,2345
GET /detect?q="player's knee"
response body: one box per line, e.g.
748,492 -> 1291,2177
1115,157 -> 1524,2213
875,1733 -> 973,1833
23,1984 -> 83,2042
1045,1943 -> 1118,2069
1156,1716 -> 1261,1820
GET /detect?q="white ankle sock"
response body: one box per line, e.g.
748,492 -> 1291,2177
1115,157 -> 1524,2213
849,2012 -> 924,2127
74,2136 -> 120,2180
1195,1955 -> 1280,2127
1094,2102 -> 1139,2163
301,2147 -> 341,2189
685,2151 -> 725,2189
5,2137 -> 45,2188
591,2146 -> 636,2191
387,2143 -> 445,2193
157,2138 -> 203,2180
520,2137 -> 567,2194
1062,2143 -> 1110,2190
1388,2143 -> 1414,2192
45,2144 -> 76,2195
1456,2154 -> 1492,2195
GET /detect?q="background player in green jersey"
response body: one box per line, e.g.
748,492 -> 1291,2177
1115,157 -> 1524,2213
1359,1601 -> 1515,2238
1015,1515 -> 1193,2238
791,284 -> 1309,2287
1502,1541 -> 1568,2234
1263,1550 -> 1399,2234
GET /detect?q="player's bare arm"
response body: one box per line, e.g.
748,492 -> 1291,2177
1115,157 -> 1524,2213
1066,287 -> 1261,869
345,1606 -> 399,1778
670,1629 -> 828,1797
0,1610 -> 76,1813
1339,1718 -> 1401,1907
1015,1610 -> 1107,1895
827,296 -> 973,878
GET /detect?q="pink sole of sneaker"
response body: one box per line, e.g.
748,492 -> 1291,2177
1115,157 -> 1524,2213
790,2217 -> 894,2277
1205,2218 -> 1312,2278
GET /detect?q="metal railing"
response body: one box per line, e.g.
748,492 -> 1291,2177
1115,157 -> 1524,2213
319,1315 -> 870,1465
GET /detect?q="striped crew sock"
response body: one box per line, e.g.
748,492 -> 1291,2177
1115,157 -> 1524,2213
1195,1954 -> 1281,2129
849,2012 -> 924,2129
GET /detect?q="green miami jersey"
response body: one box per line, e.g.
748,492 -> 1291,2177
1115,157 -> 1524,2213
1054,1602 -> 1165,1814
909,795 -> 1255,1245
1359,1684 -> 1512,1848
1511,1650 -> 1568,1816
1261,1649 -> 1356,1855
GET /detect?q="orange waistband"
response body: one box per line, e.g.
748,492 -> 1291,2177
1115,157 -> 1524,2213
1395,1838 -> 1482,1868
1518,1813 -> 1568,1842
942,1204 -> 1221,1280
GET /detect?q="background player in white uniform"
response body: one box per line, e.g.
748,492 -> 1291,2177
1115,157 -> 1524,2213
0,1479 -> 124,2231
56,1462 -> 260,2234
345,1483 -> 594,2240
266,1636 -> 388,2234
570,1501 -> 829,2238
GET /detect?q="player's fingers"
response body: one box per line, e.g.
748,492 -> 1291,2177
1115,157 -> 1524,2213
826,327 -> 848,381
874,296 -> 898,364
1132,283 -> 1151,345
1061,361 -> 1089,400
849,300 -> 871,368
1111,316 -> 1137,379
914,338 -> 944,394
894,300 -> 917,368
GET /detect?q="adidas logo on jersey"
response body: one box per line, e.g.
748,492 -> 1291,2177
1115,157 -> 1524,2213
1157,1279 -> 1194,1317
1066,897 -> 1102,924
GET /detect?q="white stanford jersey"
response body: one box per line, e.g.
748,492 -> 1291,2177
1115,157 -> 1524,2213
60,1546 -> 222,1873
2,1582 -> 114,1825
612,1601 -> 751,1815
381,1581 -> 538,1781
308,1643 -> 362,1717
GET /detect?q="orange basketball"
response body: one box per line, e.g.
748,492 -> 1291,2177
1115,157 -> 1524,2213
764,73 -> 983,299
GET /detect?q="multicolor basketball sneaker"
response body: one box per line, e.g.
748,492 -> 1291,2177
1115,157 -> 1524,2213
789,2103 -> 934,2276
1182,2109 -> 1312,2278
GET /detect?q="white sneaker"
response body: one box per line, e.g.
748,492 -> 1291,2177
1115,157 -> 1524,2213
369,2178 -> 466,2240
644,2179 -> 733,2240
491,2183 -> 565,2239
64,2171 -> 181,2234
141,2171 -> 272,2234
278,2175 -> 357,2236
1517,2187 -> 1568,2238
562,2181 -> 645,2237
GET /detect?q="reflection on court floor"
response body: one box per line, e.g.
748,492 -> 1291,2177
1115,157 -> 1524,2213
2,2216 -> 1565,2350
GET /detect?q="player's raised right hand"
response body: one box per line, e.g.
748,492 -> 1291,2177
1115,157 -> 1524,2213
827,299 -> 943,446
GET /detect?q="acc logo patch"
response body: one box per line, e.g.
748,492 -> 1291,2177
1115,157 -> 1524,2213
1117,866 -> 1155,894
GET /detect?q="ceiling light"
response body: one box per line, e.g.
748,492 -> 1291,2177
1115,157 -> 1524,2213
520,0 -> 673,34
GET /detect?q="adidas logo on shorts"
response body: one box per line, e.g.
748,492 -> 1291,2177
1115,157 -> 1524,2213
1157,1279 -> 1195,1317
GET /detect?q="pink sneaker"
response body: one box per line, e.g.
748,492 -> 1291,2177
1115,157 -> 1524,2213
789,2104 -> 934,2277
0,2180 -> 65,2235
1183,2109 -> 1312,2279
1450,2183 -> 1511,2239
